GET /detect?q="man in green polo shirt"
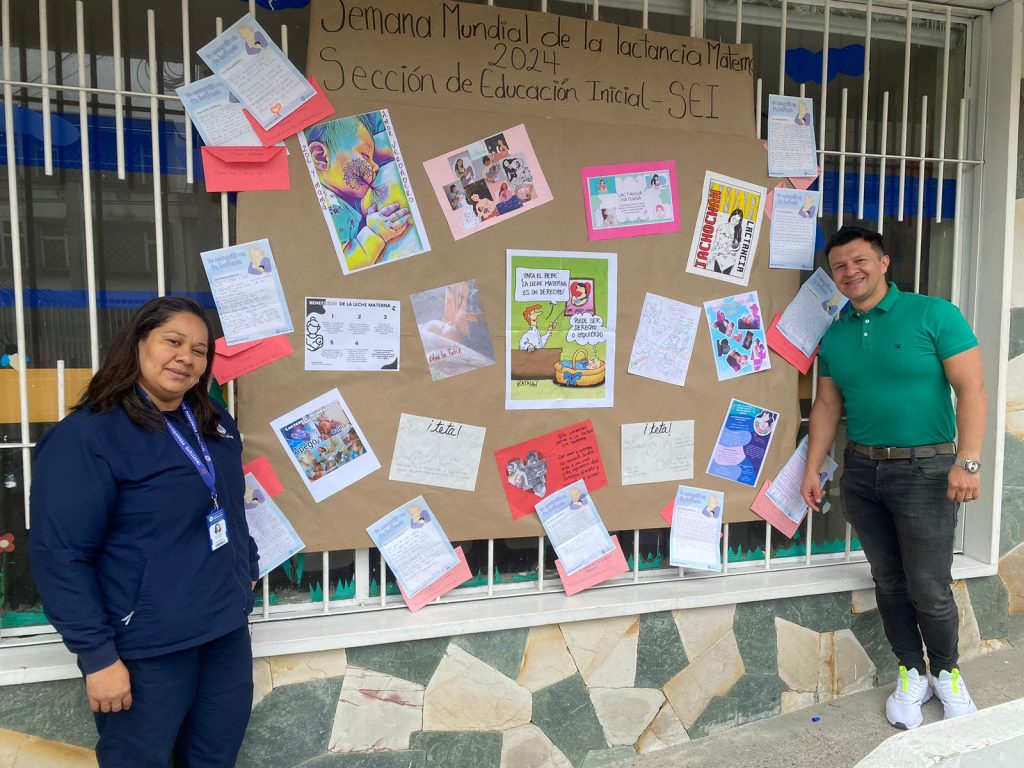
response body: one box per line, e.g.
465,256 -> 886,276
800,225 -> 987,730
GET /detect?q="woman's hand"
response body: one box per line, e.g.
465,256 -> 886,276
85,659 -> 132,713
252,580 -> 258,590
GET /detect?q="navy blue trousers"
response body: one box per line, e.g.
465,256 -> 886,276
93,625 -> 253,768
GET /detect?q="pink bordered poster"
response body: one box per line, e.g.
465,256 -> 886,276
581,161 -> 680,241
423,124 -> 553,241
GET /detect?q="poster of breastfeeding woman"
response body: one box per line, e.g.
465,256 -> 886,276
685,170 -> 766,287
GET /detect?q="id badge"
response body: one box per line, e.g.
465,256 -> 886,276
206,508 -> 229,551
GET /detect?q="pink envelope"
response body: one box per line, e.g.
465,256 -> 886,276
398,547 -> 472,613
766,312 -> 816,375
555,536 -> 629,596
750,480 -> 802,538
201,146 -> 290,193
244,77 -> 335,146
212,335 -> 293,384
242,456 -> 285,498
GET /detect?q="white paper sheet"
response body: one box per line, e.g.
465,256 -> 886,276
669,484 -> 724,571
243,473 -> 304,578
620,421 -> 695,486
776,268 -> 848,356
627,293 -> 701,386
176,75 -> 262,147
767,95 -> 819,178
534,479 -> 614,575
304,298 -> 400,372
770,188 -> 820,270
200,239 -> 292,346
366,496 -> 459,597
389,414 -> 487,492
765,436 -> 839,523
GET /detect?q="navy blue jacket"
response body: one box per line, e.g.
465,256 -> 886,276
30,402 -> 258,674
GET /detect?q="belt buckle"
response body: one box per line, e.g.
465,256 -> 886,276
884,446 -> 893,460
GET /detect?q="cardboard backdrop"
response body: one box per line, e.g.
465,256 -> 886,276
236,0 -> 799,551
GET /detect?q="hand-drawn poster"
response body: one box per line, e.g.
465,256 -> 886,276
580,161 -> 680,241
707,399 -> 780,487
769,188 -> 820,270
410,279 -> 496,381
669,484 -> 724,571
627,293 -> 701,387
271,388 -> 380,502
703,292 -> 770,381
304,298 -> 400,372
424,124 -> 553,241
494,420 -> 607,520
621,420 -> 694,486
767,95 -> 819,179
389,414 -> 487,492
686,171 -> 766,287
299,109 -> 430,275
506,250 -> 617,410
200,239 -> 292,346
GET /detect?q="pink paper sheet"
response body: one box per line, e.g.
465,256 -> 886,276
750,480 -> 802,538
555,535 -> 629,596
580,161 -> 681,241
766,312 -> 816,375
398,547 -> 472,612
212,334 -> 293,384
201,146 -> 290,192
242,455 -> 285,497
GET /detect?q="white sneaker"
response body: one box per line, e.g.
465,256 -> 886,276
885,666 -> 933,729
931,668 -> 978,720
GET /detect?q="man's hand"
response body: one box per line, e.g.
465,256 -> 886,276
85,659 -> 132,714
525,344 -> 536,352
365,202 -> 410,243
947,464 -> 980,503
800,469 -> 824,512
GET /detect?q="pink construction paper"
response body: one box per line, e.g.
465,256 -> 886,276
242,455 -> 285,497
212,334 -> 294,384
580,161 -> 681,241
766,312 -> 816,375
555,535 -> 629,596
659,499 -> 674,526
243,76 -> 335,146
789,173 -> 819,190
423,124 -> 553,242
398,546 -> 472,613
750,480 -> 802,538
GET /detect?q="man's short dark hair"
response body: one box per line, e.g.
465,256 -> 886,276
825,225 -> 885,258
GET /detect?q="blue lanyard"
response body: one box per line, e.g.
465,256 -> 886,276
138,388 -> 219,508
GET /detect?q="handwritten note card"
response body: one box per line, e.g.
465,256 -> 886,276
389,414 -> 487,492
621,421 -> 694,486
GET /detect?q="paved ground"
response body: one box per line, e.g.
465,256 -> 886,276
614,646 -> 1024,768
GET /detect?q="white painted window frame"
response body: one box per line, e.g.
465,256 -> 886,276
0,0 -> 1018,685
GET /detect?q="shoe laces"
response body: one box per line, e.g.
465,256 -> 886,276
893,666 -> 928,702
937,668 -> 971,704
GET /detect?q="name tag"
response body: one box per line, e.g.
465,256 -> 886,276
207,508 -> 229,551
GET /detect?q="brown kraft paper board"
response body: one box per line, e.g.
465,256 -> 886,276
234,0 -> 800,551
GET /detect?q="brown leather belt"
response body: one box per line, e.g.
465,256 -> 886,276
850,442 -> 956,460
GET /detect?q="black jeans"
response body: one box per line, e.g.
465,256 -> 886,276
840,447 -> 960,674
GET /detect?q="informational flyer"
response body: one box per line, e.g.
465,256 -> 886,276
196,14 -> 315,131
767,95 -> 819,178
389,414 -> 487,492
494,420 -> 608,520
423,124 -> 553,241
669,484 -> 724,571
271,388 -> 380,503
243,473 -> 305,579
686,171 -> 766,287
580,161 -> 680,241
776,268 -> 847,356
176,75 -> 262,147
765,436 -> 839,525
299,109 -> 430,275
769,188 -> 820,270
506,250 -> 617,410
707,399 -> 780,487
366,496 -> 460,597
535,480 -> 615,576
703,292 -> 771,381
621,420 -> 694,486
627,293 -> 701,387
304,298 -> 400,372
200,239 -> 292,346
410,279 -> 496,381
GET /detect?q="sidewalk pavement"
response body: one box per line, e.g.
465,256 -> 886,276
612,646 -> 1024,768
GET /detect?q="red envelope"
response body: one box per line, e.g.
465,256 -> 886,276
243,76 -> 335,147
766,312 -> 816,375
200,146 -> 290,193
212,335 -> 293,384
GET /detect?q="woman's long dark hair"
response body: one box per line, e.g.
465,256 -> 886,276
75,296 -> 221,435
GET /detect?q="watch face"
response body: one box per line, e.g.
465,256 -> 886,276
964,460 -> 981,474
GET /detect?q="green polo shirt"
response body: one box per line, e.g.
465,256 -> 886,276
818,283 -> 977,446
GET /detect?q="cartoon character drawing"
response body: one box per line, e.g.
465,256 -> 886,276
238,24 -> 268,54
406,503 -> 431,529
305,315 -> 324,352
518,304 -> 556,352
247,245 -> 272,275
568,485 -> 590,510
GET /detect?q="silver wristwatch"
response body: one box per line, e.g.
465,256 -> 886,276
954,458 -> 981,474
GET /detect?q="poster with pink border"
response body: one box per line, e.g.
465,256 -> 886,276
423,124 -> 553,241
581,161 -> 680,241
